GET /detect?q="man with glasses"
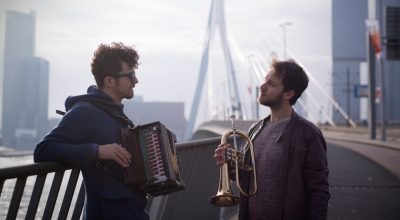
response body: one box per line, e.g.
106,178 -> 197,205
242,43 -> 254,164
34,42 -> 148,219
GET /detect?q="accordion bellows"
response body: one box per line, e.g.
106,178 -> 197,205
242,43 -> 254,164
120,121 -> 185,196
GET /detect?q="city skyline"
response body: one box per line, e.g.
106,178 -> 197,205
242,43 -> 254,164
1,10 -> 49,149
0,0 -> 332,129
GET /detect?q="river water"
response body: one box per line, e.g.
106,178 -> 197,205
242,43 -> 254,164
0,151 -> 83,219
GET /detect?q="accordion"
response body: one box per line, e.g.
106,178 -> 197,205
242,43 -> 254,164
120,121 -> 185,196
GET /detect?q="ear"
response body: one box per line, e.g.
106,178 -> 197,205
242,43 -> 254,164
283,89 -> 295,101
103,76 -> 116,88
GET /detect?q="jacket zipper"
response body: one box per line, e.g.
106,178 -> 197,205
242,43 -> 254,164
279,118 -> 296,220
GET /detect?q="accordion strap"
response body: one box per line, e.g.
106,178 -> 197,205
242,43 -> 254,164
78,99 -> 135,128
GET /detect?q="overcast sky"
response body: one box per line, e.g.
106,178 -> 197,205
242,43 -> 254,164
0,0 -> 332,126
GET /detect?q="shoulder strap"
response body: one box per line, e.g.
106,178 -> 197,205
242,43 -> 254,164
83,100 -> 135,128
57,101 -> 134,127
247,119 -> 264,141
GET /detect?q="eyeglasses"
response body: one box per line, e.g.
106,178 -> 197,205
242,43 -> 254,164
114,70 -> 136,80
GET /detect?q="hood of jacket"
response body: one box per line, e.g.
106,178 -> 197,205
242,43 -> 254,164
64,85 -> 131,125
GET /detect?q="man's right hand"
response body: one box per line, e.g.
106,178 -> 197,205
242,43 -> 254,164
98,143 -> 131,168
213,143 -> 231,166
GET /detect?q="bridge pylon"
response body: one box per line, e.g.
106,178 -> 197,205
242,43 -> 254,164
184,0 -> 243,140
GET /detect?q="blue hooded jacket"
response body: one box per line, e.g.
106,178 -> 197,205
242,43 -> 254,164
34,85 -> 148,220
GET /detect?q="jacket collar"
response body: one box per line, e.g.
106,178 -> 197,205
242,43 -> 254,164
250,110 -> 300,142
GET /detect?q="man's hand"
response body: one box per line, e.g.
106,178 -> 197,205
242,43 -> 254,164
98,143 -> 131,168
213,143 -> 231,166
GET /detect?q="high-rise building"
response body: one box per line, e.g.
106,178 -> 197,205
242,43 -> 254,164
1,11 -> 49,149
331,0 -> 400,124
331,0 -> 367,124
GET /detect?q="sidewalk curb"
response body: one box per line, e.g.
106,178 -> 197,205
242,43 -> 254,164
323,131 -> 400,151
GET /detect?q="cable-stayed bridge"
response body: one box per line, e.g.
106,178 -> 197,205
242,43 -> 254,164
1,1 -> 399,220
184,0 -> 355,141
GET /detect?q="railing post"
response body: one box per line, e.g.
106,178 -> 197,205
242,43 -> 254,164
26,174 -> 47,219
0,179 -> 4,197
7,177 -> 27,220
58,169 -> 80,220
71,183 -> 86,220
42,171 -> 65,220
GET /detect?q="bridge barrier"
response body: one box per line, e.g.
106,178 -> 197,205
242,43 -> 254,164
0,136 -> 236,220
0,162 -> 84,220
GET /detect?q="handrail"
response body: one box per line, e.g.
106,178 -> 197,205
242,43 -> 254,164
0,162 -> 84,220
0,162 -> 75,179
176,137 -> 220,150
0,137 -> 223,220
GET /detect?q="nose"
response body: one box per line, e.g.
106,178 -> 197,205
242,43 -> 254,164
259,81 -> 267,91
132,76 -> 138,84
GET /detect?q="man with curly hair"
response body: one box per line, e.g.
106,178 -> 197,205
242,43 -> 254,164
34,42 -> 148,219
214,59 -> 329,220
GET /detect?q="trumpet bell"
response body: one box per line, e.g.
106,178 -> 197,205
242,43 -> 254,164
210,194 -> 239,207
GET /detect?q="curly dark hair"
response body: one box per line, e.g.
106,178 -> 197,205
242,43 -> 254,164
91,42 -> 139,88
271,59 -> 309,105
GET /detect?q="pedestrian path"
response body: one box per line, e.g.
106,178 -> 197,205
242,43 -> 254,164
327,142 -> 400,220
321,125 -> 400,151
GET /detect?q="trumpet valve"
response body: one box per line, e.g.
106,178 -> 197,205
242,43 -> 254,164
238,163 -> 253,171
232,151 -> 244,161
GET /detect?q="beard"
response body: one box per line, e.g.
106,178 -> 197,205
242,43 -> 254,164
125,89 -> 134,99
115,80 -> 134,99
115,87 -> 134,100
258,92 -> 284,107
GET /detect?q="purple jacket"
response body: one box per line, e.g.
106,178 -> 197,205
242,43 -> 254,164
238,111 -> 330,220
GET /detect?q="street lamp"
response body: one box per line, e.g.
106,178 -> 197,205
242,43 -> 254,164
279,22 -> 292,59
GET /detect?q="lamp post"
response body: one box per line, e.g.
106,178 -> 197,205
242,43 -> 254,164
279,22 -> 292,59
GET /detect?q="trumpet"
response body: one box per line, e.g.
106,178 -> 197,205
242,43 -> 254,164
210,115 -> 257,207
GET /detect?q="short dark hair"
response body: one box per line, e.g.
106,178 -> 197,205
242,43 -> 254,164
91,42 -> 139,88
271,59 -> 309,105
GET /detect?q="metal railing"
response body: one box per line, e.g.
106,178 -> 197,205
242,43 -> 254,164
0,162 -> 85,220
0,137 -> 222,220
